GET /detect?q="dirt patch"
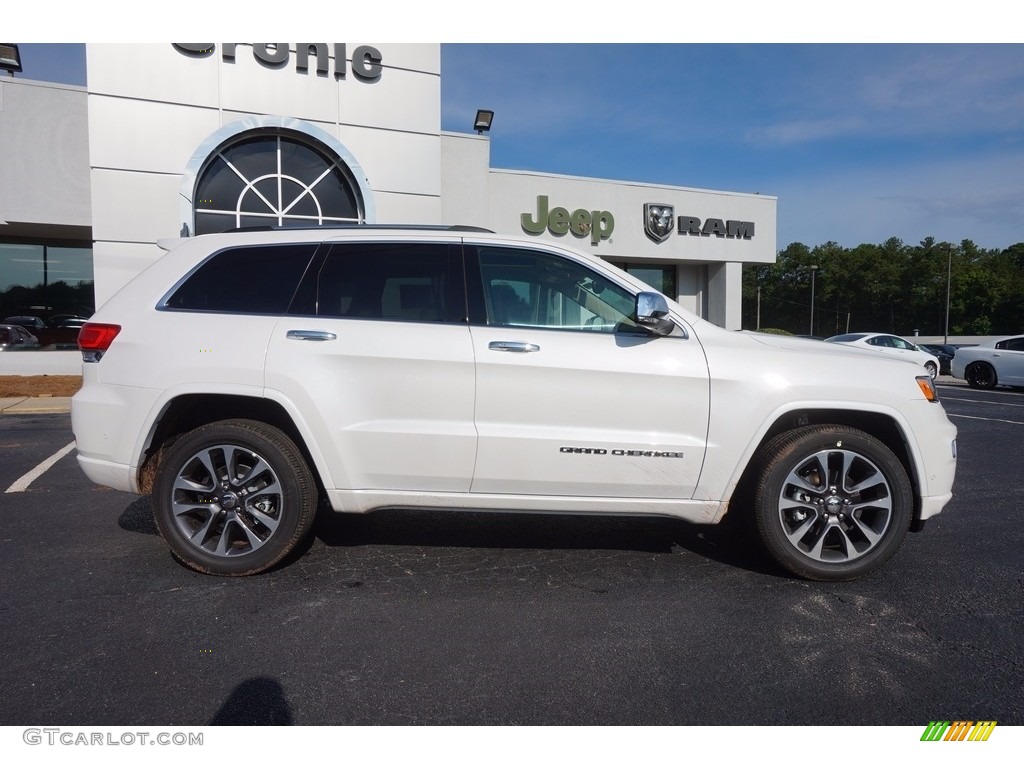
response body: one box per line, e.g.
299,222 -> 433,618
0,375 -> 83,398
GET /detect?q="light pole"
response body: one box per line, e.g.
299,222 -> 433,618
809,265 -> 819,336
944,243 -> 952,345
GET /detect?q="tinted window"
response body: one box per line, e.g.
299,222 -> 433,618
165,244 -> 317,314
193,133 -> 362,235
475,247 -> 640,333
1001,338 -> 1024,352
312,243 -> 460,323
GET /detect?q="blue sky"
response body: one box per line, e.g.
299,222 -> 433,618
11,40 -> 1024,251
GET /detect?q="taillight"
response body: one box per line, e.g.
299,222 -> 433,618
78,323 -> 121,362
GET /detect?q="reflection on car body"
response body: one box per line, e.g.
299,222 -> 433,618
825,332 -> 941,379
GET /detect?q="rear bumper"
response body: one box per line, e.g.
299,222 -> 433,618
71,378 -> 159,495
76,454 -> 136,494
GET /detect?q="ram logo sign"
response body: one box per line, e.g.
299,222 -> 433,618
644,203 -> 674,243
644,204 -> 756,243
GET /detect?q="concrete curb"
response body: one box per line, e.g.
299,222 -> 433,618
0,396 -> 73,414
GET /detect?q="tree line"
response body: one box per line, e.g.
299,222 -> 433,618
743,237 -> 1024,338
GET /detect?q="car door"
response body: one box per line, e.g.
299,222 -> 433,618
466,244 -> 710,499
994,337 -> 1024,385
265,240 -> 477,493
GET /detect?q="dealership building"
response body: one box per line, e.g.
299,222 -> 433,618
1,43 -> 777,348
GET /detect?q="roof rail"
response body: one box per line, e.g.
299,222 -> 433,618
221,223 -> 495,234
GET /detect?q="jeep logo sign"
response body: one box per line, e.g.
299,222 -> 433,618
521,196 -> 614,246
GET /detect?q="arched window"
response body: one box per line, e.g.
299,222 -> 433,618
192,131 -> 366,235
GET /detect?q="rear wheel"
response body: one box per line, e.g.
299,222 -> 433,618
751,425 -> 912,581
965,362 -> 997,389
152,419 -> 317,576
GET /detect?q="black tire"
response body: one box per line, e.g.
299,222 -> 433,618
152,419 -> 317,576
965,362 -> 997,390
750,425 -> 912,581
925,361 -> 938,379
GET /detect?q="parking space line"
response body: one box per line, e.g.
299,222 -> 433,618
4,441 -> 77,494
947,413 -> 1024,426
941,395 -> 1024,408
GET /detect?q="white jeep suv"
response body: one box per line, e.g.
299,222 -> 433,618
72,226 -> 957,581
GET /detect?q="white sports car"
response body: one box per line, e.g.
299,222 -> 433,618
825,333 -> 941,379
951,335 -> 1024,389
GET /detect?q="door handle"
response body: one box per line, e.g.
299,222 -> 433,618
488,341 -> 540,353
286,330 -> 337,342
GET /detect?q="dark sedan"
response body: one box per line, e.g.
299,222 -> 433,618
919,343 -> 956,376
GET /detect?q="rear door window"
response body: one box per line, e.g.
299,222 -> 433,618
302,242 -> 464,324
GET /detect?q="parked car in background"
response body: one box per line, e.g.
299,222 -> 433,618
1,314 -> 89,348
918,343 -> 956,376
825,333 -> 941,379
40,315 -> 90,348
2,315 -> 46,332
0,324 -> 41,350
951,335 -> 1024,389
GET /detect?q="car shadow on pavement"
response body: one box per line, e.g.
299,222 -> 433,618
310,505 -> 782,578
118,495 -> 158,536
115,495 -> 783,578
209,676 -> 293,725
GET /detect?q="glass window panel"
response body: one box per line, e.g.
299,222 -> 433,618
279,141 -> 332,186
309,169 -> 359,219
222,137 -> 279,180
194,132 -> 363,235
281,180 -> 320,219
194,211 -> 239,235
0,243 -> 45,293
1,243 -> 95,324
194,155 -> 245,214
478,248 -> 639,333
317,244 -> 451,323
165,244 -> 317,314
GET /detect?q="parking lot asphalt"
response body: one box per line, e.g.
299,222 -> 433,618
1,381 -> 1022,728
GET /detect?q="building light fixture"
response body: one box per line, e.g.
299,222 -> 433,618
0,44 -> 22,74
474,109 -> 494,134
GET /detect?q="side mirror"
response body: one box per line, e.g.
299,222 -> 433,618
635,292 -> 675,336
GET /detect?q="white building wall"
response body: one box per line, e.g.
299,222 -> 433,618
0,79 -> 90,237
80,44 -> 776,326
708,261 -> 742,330
483,169 -> 776,266
440,132 -> 491,227
437,158 -> 776,329
86,43 -> 442,305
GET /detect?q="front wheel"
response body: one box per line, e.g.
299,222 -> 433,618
751,425 -> 912,581
152,419 -> 317,576
925,361 -> 938,379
